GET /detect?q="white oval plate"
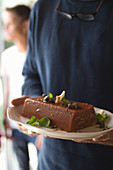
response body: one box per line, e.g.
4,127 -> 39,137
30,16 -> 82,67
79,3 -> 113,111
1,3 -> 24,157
7,104 -> 113,140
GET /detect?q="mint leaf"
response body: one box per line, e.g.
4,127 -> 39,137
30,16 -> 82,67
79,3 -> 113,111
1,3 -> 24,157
49,92 -> 53,99
26,116 -> 38,125
26,116 -> 51,127
39,117 -> 50,127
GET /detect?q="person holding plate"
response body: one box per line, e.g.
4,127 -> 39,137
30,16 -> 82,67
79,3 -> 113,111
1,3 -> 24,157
18,0 -> 113,170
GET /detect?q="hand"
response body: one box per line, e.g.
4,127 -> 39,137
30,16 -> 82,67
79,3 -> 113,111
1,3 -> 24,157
18,124 -> 39,137
92,130 -> 113,146
72,130 -> 113,146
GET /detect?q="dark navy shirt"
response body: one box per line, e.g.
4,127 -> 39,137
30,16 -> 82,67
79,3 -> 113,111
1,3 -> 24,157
22,0 -> 113,169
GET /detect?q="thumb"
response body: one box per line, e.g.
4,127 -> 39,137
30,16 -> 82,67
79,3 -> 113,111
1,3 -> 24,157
92,133 -> 109,142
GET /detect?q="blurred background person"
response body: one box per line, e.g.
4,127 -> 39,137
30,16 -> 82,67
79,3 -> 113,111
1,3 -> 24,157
1,5 -> 38,170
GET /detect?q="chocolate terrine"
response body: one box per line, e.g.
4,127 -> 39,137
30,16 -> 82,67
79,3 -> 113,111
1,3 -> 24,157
21,91 -> 97,132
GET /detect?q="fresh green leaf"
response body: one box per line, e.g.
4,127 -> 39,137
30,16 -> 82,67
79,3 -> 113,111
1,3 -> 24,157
29,120 -> 38,126
62,98 -> 70,106
96,113 -> 107,122
103,114 -> 107,120
26,116 -> 50,127
39,117 -> 50,127
96,113 -> 103,121
26,116 -> 38,125
49,92 -> 53,99
96,113 -> 107,128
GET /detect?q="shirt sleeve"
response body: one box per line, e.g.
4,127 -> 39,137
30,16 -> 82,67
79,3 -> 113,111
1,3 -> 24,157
22,4 -> 43,97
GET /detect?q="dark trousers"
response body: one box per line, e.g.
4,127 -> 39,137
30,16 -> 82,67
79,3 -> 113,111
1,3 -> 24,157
12,129 -> 37,170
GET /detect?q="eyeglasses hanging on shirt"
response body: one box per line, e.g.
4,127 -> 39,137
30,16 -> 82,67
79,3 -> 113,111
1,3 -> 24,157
56,0 -> 103,21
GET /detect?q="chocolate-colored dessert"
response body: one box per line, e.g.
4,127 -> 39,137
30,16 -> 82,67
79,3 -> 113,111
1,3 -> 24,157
21,91 -> 97,132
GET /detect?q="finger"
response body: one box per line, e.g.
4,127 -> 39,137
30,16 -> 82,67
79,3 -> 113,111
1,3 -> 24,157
17,124 -> 28,130
92,133 -> 109,142
72,138 -> 93,143
18,123 -> 22,126
44,135 -> 49,137
27,130 -> 37,136
18,124 -> 26,131
18,125 -> 39,136
17,123 -> 40,136
22,130 -> 38,136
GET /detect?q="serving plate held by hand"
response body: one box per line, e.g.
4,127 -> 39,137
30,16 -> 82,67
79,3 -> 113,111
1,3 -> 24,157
7,104 -> 113,140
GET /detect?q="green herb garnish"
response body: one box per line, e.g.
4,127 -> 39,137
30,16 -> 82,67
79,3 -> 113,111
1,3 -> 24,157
62,98 -> 70,106
96,113 -> 107,122
96,113 -> 107,128
26,116 -> 38,125
49,92 -> 53,99
39,117 -> 50,127
26,116 -> 50,127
